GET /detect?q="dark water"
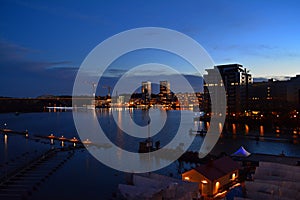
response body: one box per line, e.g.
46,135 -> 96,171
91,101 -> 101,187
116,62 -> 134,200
0,109 -> 299,199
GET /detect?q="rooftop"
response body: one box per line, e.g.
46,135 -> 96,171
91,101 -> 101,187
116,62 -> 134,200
194,156 -> 240,181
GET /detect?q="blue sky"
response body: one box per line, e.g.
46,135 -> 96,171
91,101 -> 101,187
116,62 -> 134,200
0,0 -> 300,97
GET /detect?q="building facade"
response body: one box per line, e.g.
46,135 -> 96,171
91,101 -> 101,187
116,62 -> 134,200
287,75 -> 300,110
159,80 -> 171,105
159,80 -> 170,95
249,79 -> 288,113
182,156 -> 240,199
141,81 -> 151,104
204,64 -> 252,116
249,75 -> 300,114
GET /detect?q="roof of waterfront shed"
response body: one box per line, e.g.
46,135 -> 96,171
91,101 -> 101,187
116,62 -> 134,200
194,156 -> 240,181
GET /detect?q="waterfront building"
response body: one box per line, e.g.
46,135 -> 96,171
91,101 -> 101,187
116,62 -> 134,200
160,80 -> 170,95
249,74 -> 300,113
204,64 -> 252,116
287,75 -> 300,110
182,156 -> 240,199
249,78 -> 287,113
117,95 -> 125,105
175,92 -> 202,109
118,173 -> 199,199
159,80 -> 171,105
141,81 -> 151,104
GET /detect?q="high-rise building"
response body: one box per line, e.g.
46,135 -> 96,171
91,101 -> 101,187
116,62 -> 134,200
204,64 -> 252,115
141,81 -> 151,103
160,81 -> 170,95
117,95 -> 125,105
159,81 -> 171,105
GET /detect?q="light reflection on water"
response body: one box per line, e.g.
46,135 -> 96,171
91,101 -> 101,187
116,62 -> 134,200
245,124 -> 249,135
232,124 -> 236,134
0,110 -> 300,199
4,134 -> 7,148
259,125 -> 264,136
0,110 -> 299,156
218,122 -> 223,134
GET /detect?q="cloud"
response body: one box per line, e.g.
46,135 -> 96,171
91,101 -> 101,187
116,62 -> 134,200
0,39 -> 77,97
100,66 -> 188,78
0,39 -> 73,72
125,68 -> 177,77
0,39 -> 32,61
104,68 -> 128,77
212,44 -> 278,52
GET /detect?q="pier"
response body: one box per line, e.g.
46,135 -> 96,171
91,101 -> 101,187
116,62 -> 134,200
0,148 -> 75,200
0,129 -> 28,137
0,129 -> 86,199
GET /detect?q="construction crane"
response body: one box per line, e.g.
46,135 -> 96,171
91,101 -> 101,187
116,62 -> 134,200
102,85 -> 111,97
83,81 -> 97,97
92,82 -> 97,97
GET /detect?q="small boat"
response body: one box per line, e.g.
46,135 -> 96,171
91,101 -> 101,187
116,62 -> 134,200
138,117 -> 161,153
138,138 -> 154,153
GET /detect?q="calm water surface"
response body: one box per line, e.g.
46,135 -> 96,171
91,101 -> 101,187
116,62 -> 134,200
0,109 -> 299,199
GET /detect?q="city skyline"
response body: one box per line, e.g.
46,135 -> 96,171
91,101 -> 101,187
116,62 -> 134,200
1,0 -> 300,97
1,2 -> 300,199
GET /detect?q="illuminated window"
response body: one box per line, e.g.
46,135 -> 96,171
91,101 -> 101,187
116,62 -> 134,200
184,177 -> 190,181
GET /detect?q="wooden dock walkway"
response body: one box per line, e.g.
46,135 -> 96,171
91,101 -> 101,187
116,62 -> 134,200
0,148 -> 75,200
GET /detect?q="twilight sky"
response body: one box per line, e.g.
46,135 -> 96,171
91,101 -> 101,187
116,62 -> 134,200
0,0 -> 300,97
